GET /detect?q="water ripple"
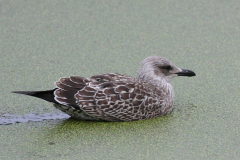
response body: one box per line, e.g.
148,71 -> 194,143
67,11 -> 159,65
0,113 -> 70,125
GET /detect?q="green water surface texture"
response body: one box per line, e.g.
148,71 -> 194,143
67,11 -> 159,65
1,0 -> 240,159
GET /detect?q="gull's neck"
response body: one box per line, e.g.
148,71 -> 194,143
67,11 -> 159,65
137,72 -> 174,99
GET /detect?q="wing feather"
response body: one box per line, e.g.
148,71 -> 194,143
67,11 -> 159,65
74,74 -> 162,121
54,73 -> 163,121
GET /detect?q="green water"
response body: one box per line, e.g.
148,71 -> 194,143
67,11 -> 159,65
1,0 -> 240,159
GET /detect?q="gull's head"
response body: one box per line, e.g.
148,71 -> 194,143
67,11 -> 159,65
137,56 -> 196,83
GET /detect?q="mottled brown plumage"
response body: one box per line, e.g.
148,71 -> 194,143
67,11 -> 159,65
12,56 -> 196,121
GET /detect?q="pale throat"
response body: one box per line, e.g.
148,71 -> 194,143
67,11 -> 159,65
137,71 -> 174,105
150,74 -> 174,100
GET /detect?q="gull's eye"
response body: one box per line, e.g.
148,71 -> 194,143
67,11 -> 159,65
96,78 -> 101,81
160,65 -> 172,70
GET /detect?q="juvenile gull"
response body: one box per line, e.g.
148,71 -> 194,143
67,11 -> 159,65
12,56 -> 195,122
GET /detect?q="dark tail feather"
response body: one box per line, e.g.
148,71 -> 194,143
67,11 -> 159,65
12,89 -> 58,104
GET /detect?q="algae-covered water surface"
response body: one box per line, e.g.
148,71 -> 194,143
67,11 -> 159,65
1,0 -> 240,159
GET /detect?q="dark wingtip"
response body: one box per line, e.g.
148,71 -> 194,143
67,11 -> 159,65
12,91 -> 35,95
12,89 -> 58,103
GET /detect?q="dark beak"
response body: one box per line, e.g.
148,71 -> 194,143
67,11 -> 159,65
176,69 -> 196,77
